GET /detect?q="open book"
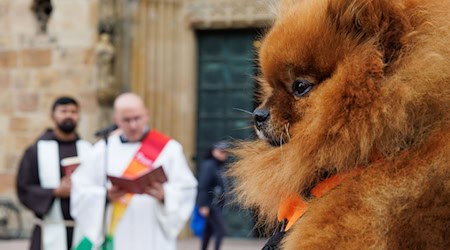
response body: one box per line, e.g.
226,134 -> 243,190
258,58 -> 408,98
107,167 -> 168,194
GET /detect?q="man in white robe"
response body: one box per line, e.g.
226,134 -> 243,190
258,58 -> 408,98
71,93 -> 197,250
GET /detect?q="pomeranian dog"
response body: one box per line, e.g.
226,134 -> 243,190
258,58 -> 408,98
229,0 -> 450,248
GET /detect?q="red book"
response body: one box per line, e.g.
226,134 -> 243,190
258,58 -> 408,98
107,167 -> 168,194
61,156 -> 81,176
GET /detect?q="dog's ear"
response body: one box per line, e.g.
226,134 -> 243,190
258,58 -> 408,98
327,0 -> 411,66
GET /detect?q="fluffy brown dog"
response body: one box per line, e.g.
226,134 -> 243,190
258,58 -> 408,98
229,0 -> 450,248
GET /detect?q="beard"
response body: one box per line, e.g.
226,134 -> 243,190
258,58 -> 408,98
57,120 -> 77,134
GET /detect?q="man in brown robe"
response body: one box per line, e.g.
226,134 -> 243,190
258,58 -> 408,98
16,96 -> 91,250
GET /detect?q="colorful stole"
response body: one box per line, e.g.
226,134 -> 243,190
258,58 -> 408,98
104,130 -> 170,249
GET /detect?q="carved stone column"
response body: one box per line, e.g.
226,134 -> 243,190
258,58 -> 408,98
96,33 -> 118,107
131,0 -> 185,134
96,0 -> 136,126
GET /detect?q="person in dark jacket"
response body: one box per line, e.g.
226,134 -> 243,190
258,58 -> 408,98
197,141 -> 229,250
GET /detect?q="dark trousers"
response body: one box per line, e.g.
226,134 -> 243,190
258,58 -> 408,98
201,207 -> 226,250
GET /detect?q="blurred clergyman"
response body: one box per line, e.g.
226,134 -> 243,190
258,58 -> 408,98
16,96 -> 92,250
71,93 -> 197,250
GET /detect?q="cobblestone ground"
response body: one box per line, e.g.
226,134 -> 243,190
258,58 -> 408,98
0,237 -> 266,250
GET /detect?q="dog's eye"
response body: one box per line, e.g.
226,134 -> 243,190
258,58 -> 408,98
292,79 -> 313,97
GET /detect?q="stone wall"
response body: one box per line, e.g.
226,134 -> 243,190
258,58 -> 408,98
0,0 -> 100,195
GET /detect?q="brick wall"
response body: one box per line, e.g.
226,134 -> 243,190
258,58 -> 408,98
0,0 -> 100,195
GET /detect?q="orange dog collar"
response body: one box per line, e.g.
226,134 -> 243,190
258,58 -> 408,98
277,167 -> 364,231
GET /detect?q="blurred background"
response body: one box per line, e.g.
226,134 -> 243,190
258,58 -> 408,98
0,0 -> 277,247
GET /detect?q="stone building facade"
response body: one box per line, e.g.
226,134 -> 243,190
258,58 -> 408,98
0,0 -> 100,195
126,0 -> 275,166
1,0 -> 276,237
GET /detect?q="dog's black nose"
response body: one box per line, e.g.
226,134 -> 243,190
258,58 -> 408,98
253,108 -> 270,128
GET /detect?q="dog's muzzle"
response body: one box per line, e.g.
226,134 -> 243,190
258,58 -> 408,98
253,108 -> 270,130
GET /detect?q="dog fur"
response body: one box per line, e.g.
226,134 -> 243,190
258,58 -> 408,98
229,0 -> 450,248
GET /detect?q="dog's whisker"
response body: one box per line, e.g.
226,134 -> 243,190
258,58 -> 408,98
285,123 -> 291,141
232,108 -> 254,116
235,125 -> 254,131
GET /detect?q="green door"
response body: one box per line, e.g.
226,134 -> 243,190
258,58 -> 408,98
196,29 -> 258,238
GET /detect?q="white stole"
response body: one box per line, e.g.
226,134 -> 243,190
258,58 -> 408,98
37,140 -> 91,250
